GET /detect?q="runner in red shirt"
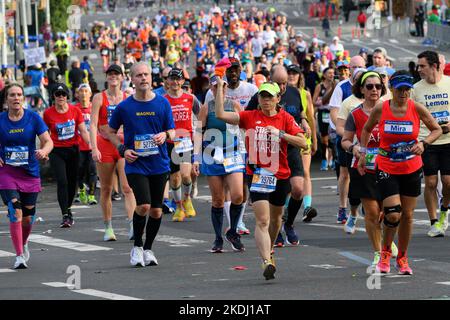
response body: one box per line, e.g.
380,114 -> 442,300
163,68 -> 201,222
73,84 -> 97,206
43,83 -> 90,228
359,71 -> 441,275
90,64 -> 136,242
215,79 -> 306,281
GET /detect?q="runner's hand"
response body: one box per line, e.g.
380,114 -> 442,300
192,162 -> 200,177
35,149 -> 48,160
357,153 -> 366,176
266,126 -> 280,138
0,158 -> 3,167
124,149 -> 139,163
410,142 -> 424,155
153,132 -> 167,145
92,148 -> 102,162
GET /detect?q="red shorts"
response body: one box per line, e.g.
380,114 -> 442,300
97,135 -> 122,163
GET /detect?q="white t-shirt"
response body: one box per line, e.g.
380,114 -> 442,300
251,37 -> 264,58
262,30 -> 277,47
204,81 -> 259,110
411,76 -> 450,145
330,43 -> 344,58
329,79 -> 352,130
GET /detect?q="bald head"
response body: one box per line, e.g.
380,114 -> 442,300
349,55 -> 366,69
270,65 -> 288,94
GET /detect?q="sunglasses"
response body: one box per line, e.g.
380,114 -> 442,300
54,92 -> 68,97
365,84 -> 382,90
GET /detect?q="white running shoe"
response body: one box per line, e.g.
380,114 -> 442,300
13,255 -> 28,269
427,223 -> 444,238
130,247 -> 145,267
103,228 -> 117,241
23,243 -> 30,263
143,250 -> 158,266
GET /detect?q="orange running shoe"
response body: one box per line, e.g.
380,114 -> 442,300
396,255 -> 413,275
376,250 -> 392,274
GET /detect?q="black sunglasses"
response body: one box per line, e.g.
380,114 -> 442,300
365,84 -> 382,90
54,92 -> 68,97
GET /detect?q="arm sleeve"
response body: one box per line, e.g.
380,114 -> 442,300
344,113 -> 356,132
329,84 -> 343,109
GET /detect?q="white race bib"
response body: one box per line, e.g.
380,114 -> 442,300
56,120 -> 76,141
174,137 -> 193,154
134,134 -> 159,157
223,152 -> 245,173
431,110 -> 450,124
322,111 -> 330,124
384,120 -> 413,135
5,146 -> 29,167
250,168 -> 277,193
107,105 -> 117,122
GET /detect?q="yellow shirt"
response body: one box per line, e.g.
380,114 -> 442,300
337,92 -> 393,121
411,76 -> 450,145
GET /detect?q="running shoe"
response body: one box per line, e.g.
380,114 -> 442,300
344,215 -> 357,234
163,199 -> 175,214
320,159 -> 328,171
391,242 -> 399,258
172,207 -> 186,222
60,215 -> 71,228
376,250 -> 392,274
23,243 -> 30,263
396,256 -> 413,275
302,206 -> 317,223
79,187 -> 88,204
73,194 -> 81,203
143,250 -> 158,266
262,259 -> 276,280
128,219 -> 134,241
237,221 -> 250,235
225,231 -> 245,252
13,255 -> 28,269
274,232 -> 285,247
103,228 -> 117,242
329,160 -> 335,170
284,224 -> 299,246
191,181 -> 198,199
372,251 -> 381,266
183,198 -> 196,218
130,246 -> 145,267
337,207 -> 348,224
88,195 -> 98,205
427,222 -> 444,238
211,238 -> 224,253
169,199 -> 177,212
439,211 -> 448,232
112,192 -> 122,201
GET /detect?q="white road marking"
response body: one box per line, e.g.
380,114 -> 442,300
280,11 -> 288,17
0,269 -> 16,273
42,282 -> 142,300
309,264 -> 345,270
311,177 -> 336,181
94,229 -> 206,247
307,223 -> 366,233
436,282 -> 450,286
339,251 -> 371,266
194,195 -> 212,202
389,39 -> 399,44
293,11 -> 299,17
0,250 -> 15,258
29,235 -> 113,252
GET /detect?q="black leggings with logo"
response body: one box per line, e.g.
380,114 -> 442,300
49,146 -> 80,216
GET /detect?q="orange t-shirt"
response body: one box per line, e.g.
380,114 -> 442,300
127,41 -> 143,60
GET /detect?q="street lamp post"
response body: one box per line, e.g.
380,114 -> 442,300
1,0 -> 7,68
21,0 -> 29,48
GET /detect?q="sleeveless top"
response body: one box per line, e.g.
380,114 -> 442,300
376,99 -> 422,174
205,99 -> 239,149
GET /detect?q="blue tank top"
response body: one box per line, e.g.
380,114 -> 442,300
206,99 -> 239,149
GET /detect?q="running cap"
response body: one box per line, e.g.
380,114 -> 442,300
106,64 -> 124,75
53,83 -> 70,96
287,64 -> 302,74
258,82 -> 280,96
389,74 -> 414,89
168,68 -> 184,79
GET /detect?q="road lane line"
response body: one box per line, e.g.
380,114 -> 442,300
307,223 -> 366,233
0,250 -> 15,258
42,282 -> 142,300
0,268 -> 16,273
339,251 -> 371,266
311,177 -> 336,181
29,235 -> 113,252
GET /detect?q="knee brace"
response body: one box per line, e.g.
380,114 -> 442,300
383,205 -> 402,228
7,200 -> 22,223
22,207 -> 36,224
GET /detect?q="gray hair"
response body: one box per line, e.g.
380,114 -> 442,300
130,62 -> 151,77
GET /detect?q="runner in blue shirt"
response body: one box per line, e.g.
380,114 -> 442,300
106,62 -> 175,268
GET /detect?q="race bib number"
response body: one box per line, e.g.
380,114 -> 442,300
83,113 -> 91,131
223,152 -> 245,173
152,67 -> 160,74
5,146 -> 29,167
174,137 -> 193,154
250,168 -> 277,193
384,120 -> 413,135
107,105 -> 117,122
56,120 -> 76,141
134,134 -> 159,157
389,140 -> 416,162
321,111 -> 330,124
365,147 -> 378,171
431,110 -> 450,124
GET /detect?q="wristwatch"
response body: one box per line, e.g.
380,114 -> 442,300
359,146 -> 367,154
279,130 -> 286,139
165,131 -> 171,140
117,144 -> 126,157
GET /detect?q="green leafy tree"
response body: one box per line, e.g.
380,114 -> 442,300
39,0 -> 73,33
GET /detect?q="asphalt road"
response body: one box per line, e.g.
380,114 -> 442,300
2,160 -> 450,301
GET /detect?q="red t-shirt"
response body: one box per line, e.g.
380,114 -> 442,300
164,93 -> 196,143
376,99 -> 422,174
44,104 -> 84,148
239,109 -> 304,180
75,103 -> 92,151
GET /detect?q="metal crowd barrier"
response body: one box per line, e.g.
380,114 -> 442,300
426,23 -> 450,48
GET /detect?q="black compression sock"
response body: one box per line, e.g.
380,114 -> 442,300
211,207 -> 224,240
144,216 -> 162,250
133,212 -> 147,248
286,197 -> 303,227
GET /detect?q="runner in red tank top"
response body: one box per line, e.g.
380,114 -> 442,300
359,71 -> 442,276
90,64 -> 136,242
163,68 -> 201,222
342,71 -> 396,266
